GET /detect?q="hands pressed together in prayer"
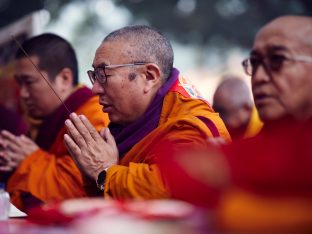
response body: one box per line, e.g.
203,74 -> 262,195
0,130 -> 38,172
64,113 -> 118,181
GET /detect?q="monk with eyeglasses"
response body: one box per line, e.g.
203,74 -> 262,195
159,15 -> 312,232
64,25 -> 230,200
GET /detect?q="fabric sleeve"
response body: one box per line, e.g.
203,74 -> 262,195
104,121 -> 213,199
8,149 -> 85,211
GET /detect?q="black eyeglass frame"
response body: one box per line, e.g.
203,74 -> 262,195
242,54 -> 312,76
87,62 -> 148,85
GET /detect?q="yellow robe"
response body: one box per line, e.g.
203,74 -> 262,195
104,80 -> 231,199
8,94 -> 109,211
243,106 -> 263,139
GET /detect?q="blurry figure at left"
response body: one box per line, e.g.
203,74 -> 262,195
4,33 -> 109,212
0,104 -> 28,184
213,76 -> 262,140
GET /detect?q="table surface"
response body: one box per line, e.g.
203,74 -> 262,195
0,218 -> 74,234
0,217 -> 210,234
0,199 -> 211,234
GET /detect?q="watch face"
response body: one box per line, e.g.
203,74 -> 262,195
97,170 -> 107,187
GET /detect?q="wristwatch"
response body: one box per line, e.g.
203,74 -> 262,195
96,168 -> 108,191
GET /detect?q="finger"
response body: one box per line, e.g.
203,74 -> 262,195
1,131 -> 23,152
65,119 -> 87,147
7,151 -> 24,162
79,115 -> 102,141
19,135 -> 34,144
0,165 -> 14,172
64,134 -> 82,158
64,134 -> 85,173
1,130 -> 18,144
3,158 -> 18,169
1,149 -> 16,161
0,135 -> 8,148
69,113 -> 92,144
18,135 -> 39,154
99,128 -> 106,139
6,140 -> 22,153
0,150 -> 11,161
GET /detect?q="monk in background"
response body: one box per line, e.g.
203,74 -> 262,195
160,15 -> 312,232
0,33 -> 109,211
213,76 -> 262,140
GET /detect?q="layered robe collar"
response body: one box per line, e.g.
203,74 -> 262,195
109,68 -> 179,158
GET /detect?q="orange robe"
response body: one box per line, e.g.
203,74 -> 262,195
8,87 -> 109,211
104,76 -> 230,199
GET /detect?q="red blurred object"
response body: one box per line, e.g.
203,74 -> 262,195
158,118 -> 312,206
27,198 -> 197,225
157,141 -> 223,208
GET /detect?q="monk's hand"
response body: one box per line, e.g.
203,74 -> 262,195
0,130 -> 39,171
64,113 -> 118,181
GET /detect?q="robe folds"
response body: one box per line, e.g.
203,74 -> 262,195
158,117 -> 312,231
8,86 -> 109,211
104,71 -> 231,199
216,118 -> 312,232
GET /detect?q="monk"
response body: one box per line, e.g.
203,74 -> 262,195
63,25 -> 230,199
213,76 -> 262,140
1,33 -> 109,211
159,15 -> 312,232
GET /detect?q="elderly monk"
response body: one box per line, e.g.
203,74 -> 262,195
213,76 -> 262,140
160,16 -> 312,232
1,33 -> 109,211
64,25 -> 230,200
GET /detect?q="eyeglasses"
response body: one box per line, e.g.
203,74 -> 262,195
242,54 -> 312,76
87,62 -> 148,85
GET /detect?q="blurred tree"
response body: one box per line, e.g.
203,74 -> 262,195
0,0 -> 43,28
114,0 -> 312,48
2,0 -> 311,49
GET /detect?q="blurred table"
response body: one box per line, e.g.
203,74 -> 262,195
0,199 -> 211,234
0,218 -> 73,234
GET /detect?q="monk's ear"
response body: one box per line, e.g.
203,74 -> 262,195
54,68 -> 74,93
143,63 -> 162,93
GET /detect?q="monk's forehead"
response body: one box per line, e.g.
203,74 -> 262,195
94,39 -> 135,65
253,17 -> 312,53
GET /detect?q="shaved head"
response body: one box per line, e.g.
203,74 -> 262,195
213,76 -> 253,139
255,16 -> 312,54
213,77 -> 252,108
102,25 -> 174,81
